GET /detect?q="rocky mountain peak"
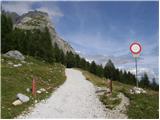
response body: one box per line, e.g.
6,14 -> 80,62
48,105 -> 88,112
12,10 -> 74,54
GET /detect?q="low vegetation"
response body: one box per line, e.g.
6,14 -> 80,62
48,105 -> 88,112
99,92 -> 121,109
81,69 -> 159,119
81,69 -> 107,87
81,69 -> 122,109
1,56 -> 66,119
125,91 -> 159,119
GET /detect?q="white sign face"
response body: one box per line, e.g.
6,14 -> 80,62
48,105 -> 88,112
131,44 -> 140,53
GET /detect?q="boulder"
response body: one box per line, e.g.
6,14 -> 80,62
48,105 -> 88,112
16,93 -> 29,103
4,50 -> 25,60
12,100 -> 23,106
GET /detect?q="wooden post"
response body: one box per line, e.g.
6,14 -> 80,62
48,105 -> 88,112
32,78 -> 36,96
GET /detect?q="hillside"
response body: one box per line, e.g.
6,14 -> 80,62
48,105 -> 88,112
1,55 -> 66,118
81,69 -> 159,119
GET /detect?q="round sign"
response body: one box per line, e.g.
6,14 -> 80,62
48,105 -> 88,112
130,42 -> 142,54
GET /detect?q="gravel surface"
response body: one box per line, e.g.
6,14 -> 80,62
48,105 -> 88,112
17,69 -> 107,118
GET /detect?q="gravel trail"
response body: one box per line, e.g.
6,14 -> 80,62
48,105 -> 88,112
18,69 -> 107,118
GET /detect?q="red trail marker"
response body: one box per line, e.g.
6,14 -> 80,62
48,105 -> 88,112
32,78 -> 36,96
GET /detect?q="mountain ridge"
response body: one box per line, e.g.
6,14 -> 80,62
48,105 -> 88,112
5,10 -> 75,54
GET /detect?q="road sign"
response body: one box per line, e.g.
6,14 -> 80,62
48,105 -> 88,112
130,42 -> 142,55
129,42 -> 142,88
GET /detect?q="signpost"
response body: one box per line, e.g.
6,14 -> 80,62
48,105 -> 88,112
130,42 -> 142,87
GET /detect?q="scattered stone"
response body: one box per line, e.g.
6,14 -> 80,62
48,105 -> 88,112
13,63 -> 22,67
16,93 -> 30,103
26,88 -> 31,92
40,88 -> 46,92
36,90 -> 42,94
12,100 -> 23,106
21,61 -> 26,64
46,91 -> 48,94
129,87 -> 146,94
8,61 -> 13,65
35,100 -> 38,103
28,62 -> 33,65
4,50 -> 25,60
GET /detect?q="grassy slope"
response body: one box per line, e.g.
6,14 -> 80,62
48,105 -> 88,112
81,69 -> 159,119
1,56 -> 66,119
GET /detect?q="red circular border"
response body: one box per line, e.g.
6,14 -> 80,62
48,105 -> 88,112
130,42 -> 142,54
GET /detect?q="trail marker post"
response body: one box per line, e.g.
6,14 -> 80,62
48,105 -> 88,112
32,78 -> 36,96
130,42 -> 142,88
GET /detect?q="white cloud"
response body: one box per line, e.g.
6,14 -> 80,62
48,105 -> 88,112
2,2 -> 33,15
2,1 -> 64,18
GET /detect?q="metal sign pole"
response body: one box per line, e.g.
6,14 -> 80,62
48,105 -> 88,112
135,57 -> 138,87
130,42 -> 142,88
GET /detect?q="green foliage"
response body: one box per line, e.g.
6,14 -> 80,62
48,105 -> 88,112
90,61 -> 97,74
1,12 -> 13,53
65,52 -> 76,68
139,72 -> 150,88
126,93 -> 159,119
103,59 -> 137,87
100,92 -> 121,109
104,59 -> 116,80
150,78 -> 159,91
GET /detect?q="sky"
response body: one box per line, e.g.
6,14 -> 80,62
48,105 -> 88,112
2,1 -> 159,80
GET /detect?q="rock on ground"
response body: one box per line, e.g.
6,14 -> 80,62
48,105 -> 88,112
130,87 -> 146,94
16,93 -> 29,103
4,50 -> 25,60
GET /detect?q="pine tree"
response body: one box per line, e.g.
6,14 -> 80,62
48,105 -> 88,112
104,59 -> 115,80
139,72 -> 150,88
150,78 -> 159,91
1,13 -> 13,53
90,61 -> 97,74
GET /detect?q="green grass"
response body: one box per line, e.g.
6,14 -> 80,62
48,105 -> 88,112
80,69 -> 159,119
80,69 -> 107,87
1,56 -> 66,119
125,92 -> 159,119
99,91 -> 121,109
